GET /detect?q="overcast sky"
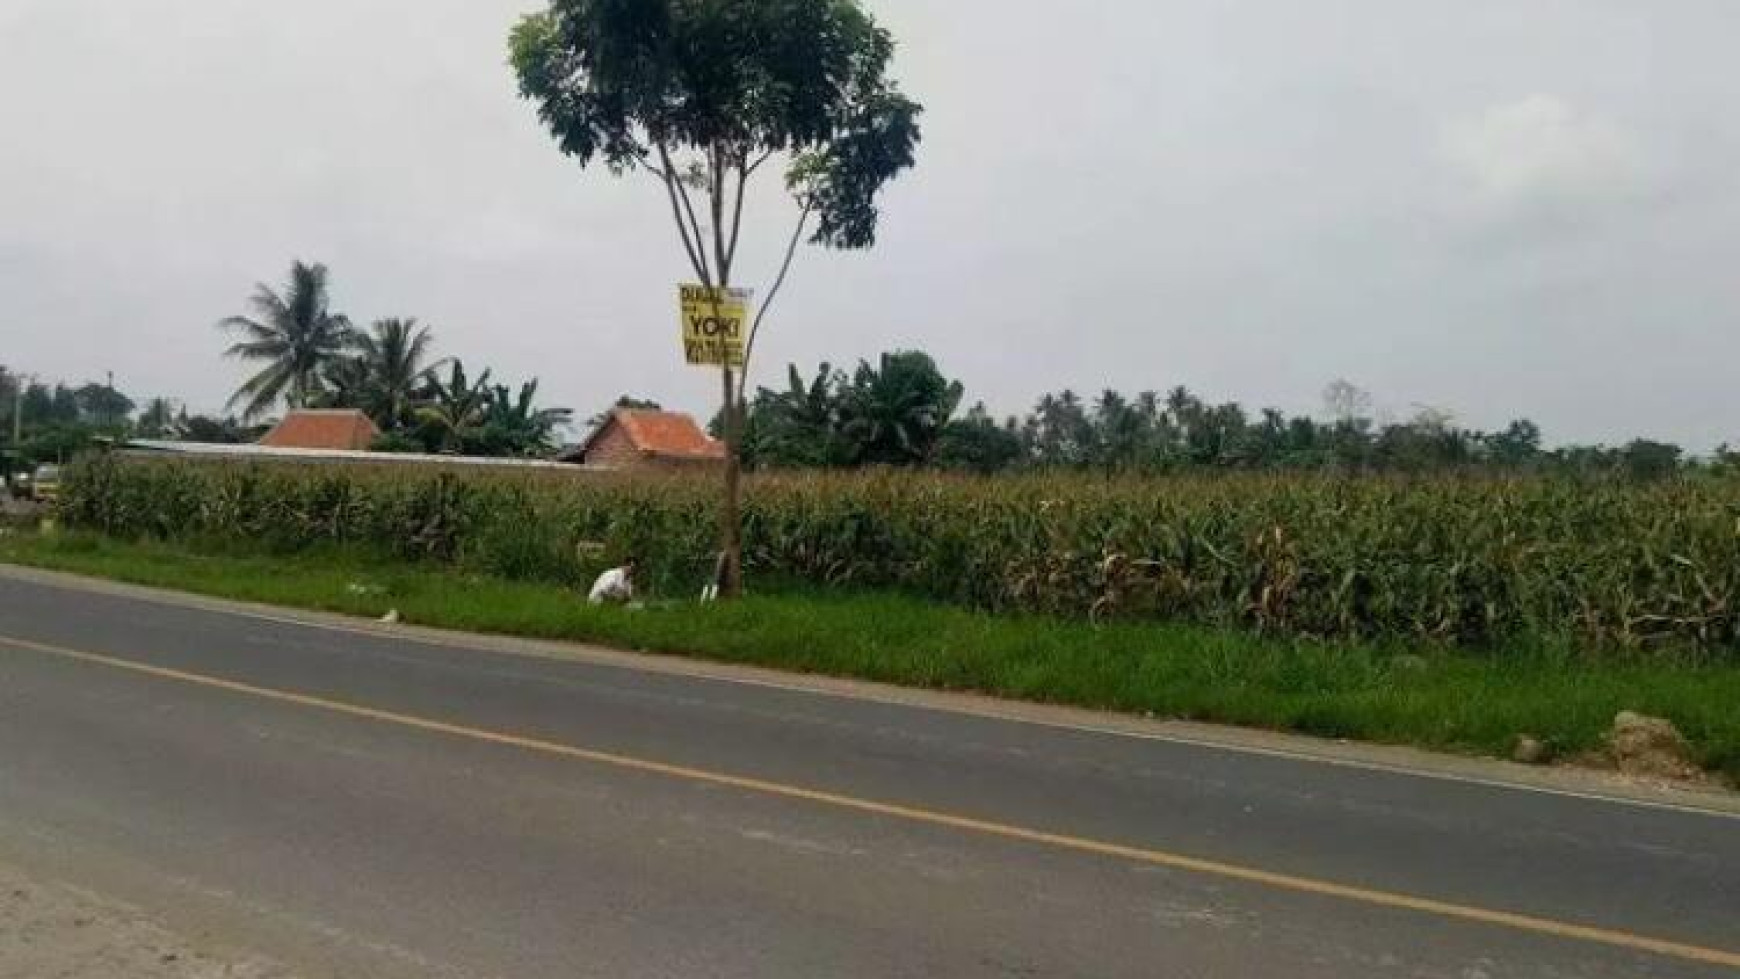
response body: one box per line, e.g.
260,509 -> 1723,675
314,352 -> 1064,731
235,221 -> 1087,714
3,1 -> 1737,447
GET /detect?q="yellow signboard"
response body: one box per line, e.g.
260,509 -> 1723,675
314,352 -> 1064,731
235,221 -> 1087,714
679,284 -> 751,367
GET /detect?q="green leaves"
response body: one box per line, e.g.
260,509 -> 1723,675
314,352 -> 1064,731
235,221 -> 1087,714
321,318 -> 445,431
217,261 -> 357,420
510,0 -> 922,248
400,362 -> 573,458
838,351 -> 963,465
797,79 -> 921,248
744,351 -> 966,468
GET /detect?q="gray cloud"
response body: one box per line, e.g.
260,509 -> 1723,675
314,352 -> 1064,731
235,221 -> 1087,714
3,0 -> 1738,448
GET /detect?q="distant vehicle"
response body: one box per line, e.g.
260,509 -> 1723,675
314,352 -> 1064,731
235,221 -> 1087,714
6,471 -> 28,500
30,464 -> 62,503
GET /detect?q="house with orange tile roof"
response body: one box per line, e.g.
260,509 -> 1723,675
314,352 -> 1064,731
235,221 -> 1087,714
562,408 -> 725,470
258,410 -> 382,452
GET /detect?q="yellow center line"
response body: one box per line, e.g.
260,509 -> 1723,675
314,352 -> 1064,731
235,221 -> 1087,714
5,632 -> 1737,971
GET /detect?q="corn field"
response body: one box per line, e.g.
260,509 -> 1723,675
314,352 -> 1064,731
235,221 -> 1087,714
58,456 -> 1740,655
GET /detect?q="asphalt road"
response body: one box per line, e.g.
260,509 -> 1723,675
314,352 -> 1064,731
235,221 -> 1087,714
0,569 -> 1735,978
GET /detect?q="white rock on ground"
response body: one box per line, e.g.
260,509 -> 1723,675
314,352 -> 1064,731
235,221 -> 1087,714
1511,735 -> 1551,765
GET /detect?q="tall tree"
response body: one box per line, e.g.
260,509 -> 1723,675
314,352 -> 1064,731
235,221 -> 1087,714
936,403 -> 1023,474
218,261 -> 356,420
511,0 -> 923,598
1618,439 -> 1683,481
1093,389 -> 1149,471
136,398 -> 181,439
1322,378 -> 1373,428
342,318 -> 445,430
71,383 -> 134,429
1486,419 -> 1543,467
1024,390 -> 1094,467
839,351 -> 963,466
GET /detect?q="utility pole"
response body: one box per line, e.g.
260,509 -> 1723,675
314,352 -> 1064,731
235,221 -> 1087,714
9,373 -> 29,488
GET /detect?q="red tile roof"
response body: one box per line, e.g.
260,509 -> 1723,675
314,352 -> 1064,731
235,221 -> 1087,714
592,409 -> 725,461
259,410 -> 382,451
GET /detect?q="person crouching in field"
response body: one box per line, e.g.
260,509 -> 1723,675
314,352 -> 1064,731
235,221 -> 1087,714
588,557 -> 637,606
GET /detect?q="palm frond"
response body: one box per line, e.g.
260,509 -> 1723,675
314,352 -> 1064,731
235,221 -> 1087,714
223,339 -> 292,359
217,315 -> 281,343
220,261 -> 353,418
226,362 -> 294,420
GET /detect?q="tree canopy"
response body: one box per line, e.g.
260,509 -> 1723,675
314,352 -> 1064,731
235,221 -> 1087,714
338,318 -> 445,431
726,352 -> 1731,482
3,348 -> 1733,483
218,261 -> 356,420
208,262 -> 572,458
510,0 -> 921,256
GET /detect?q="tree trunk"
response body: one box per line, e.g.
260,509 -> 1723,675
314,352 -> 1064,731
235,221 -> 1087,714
709,143 -> 747,600
718,365 -> 745,599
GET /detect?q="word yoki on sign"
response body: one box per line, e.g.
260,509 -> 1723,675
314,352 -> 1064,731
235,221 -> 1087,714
679,284 -> 752,367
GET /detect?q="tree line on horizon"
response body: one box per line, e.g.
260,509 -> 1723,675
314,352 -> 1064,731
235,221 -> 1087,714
4,264 -> 1730,480
732,351 -> 1727,481
4,344 -> 1727,481
218,261 -> 572,457
1,261 -> 575,473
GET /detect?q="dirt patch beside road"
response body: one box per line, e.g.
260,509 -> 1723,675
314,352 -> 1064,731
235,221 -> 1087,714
0,861 -> 295,979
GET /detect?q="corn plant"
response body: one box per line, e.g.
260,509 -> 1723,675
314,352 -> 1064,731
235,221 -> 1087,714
59,456 -> 1740,656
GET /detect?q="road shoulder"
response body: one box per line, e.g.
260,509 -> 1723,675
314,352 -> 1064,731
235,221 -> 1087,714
0,859 -> 294,979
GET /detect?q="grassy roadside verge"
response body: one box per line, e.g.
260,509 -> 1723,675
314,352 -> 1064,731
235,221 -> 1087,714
3,529 -> 1737,781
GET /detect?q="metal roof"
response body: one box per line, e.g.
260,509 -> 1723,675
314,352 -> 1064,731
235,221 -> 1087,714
120,440 -> 614,472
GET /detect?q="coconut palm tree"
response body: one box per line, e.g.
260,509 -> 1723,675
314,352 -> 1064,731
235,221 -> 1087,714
331,318 -> 445,430
218,261 -> 356,420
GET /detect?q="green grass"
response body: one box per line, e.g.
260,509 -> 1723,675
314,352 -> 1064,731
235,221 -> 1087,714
4,528 -> 1738,782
